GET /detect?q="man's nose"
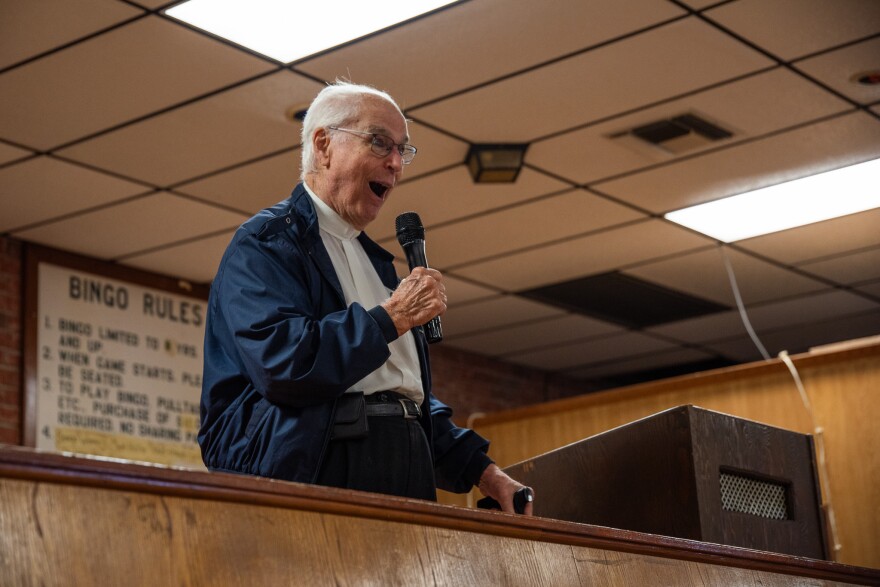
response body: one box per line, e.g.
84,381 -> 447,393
386,149 -> 403,173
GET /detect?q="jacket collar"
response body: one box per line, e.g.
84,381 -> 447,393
288,183 -> 398,294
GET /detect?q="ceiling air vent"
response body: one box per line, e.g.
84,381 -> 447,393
609,112 -> 733,159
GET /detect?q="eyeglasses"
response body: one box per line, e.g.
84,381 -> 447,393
328,126 -> 417,164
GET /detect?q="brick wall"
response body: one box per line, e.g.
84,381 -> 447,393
0,236 -> 22,444
0,236 -> 586,446
428,344 -> 585,425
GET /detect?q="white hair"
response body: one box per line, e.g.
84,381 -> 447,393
300,81 -> 404,179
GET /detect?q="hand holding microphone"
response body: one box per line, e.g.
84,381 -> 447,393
383,267 -> 446,337
384,212 -> 444,343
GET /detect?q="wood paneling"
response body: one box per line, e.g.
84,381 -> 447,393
467,342 -> 880,569
1,448 -> 877,586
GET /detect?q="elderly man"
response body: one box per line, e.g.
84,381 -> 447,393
199,81 -> 530,512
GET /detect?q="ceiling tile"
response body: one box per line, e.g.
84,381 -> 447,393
795,37 -> 880,106
706,0 -> 880,60
446,314 -> 622,357
403,120 -> 469,175
507,330 -> 678,371
442,274 -> 499,306
453,220 -> 712,291
856,280 -> 880,299
648,309 -> 744,345
744,288 -> 880,329
123,230 -> 236,284
528,67 -> 851,184
0,16 -> 275,150
650,289 -> 879,343
566,347 -> 716,380
705,308 -> 880,360
0,143 -> 33,166
138,0 -> 181,8
14,192 -> 247,259
626,246 -> 826,306
440,295 -> 565,339
0,156 -> 149,232
798,246 -> 880,285
738,207 -> 880,265
56,71 -> 323,186
3,0 -> 877,385
176,149 -> 300,214
371,166 -> 571,242
596,111 -> 880,213
409,18 -> 773,142
678,0 -> 725,9
296,0 -> 684,108
702,336 -> 771,363
0,0 -> 142,70
800,310 -> 880,349
426,190 -> 644,268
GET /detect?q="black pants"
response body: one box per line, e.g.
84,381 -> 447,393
316,414 -> 437,501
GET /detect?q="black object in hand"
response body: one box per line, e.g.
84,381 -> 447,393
476,487 -> 534,514
395,211 -> 442,344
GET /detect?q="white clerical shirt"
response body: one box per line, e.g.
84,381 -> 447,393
305,183 -> 424,404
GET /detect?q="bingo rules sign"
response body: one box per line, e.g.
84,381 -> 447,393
31,261 -> 207,469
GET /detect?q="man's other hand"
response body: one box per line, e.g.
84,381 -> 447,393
477,463 -> 535,516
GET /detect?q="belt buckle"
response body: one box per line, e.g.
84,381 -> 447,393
399,398 -> 419,419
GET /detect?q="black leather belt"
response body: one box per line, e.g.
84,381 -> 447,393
365,392 -> 421,419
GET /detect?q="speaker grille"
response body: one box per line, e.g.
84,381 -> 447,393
720,472 -> 789,520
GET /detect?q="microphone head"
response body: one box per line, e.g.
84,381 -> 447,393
396,211 -> 425,246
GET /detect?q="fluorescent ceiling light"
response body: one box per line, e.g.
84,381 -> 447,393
166,0 -> 460,63
664,157 -> 880,242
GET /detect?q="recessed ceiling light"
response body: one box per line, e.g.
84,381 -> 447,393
851,70 -> 880,86
466,144 -> 529,183
166,0 -> 461,63
664,157 -> 880,242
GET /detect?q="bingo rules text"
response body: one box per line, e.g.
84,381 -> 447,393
35,263 -> 206,468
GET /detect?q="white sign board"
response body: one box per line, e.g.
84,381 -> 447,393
35,262 -> 206,468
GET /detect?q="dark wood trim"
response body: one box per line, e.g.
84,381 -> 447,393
24,242 -> 211,297
21,242 -> 210,447
474,341 -> 880,426
22,245 -> 38,446
1,447 -> 877,585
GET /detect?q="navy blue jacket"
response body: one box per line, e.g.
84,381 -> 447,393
198,184 -> 492,492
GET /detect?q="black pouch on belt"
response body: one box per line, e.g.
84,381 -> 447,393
331,392 -> 369,440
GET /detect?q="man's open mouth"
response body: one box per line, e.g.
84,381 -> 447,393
369,182 -> 390,199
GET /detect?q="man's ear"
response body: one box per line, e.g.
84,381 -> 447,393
313,128 -> 332,168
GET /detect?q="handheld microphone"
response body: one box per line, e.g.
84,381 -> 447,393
395,211 -> 443,344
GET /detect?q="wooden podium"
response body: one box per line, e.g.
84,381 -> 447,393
503,405 -> 828,559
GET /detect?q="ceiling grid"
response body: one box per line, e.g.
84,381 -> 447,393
1,0 -> 878,389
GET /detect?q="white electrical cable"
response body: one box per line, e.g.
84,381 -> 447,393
778,350 -> 841,555
720,247 -> 771,361
719,245 -> 840,556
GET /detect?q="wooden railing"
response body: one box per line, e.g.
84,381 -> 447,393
1,447 -> 878,586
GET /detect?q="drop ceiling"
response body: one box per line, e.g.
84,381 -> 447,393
2,0 -> 879,390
